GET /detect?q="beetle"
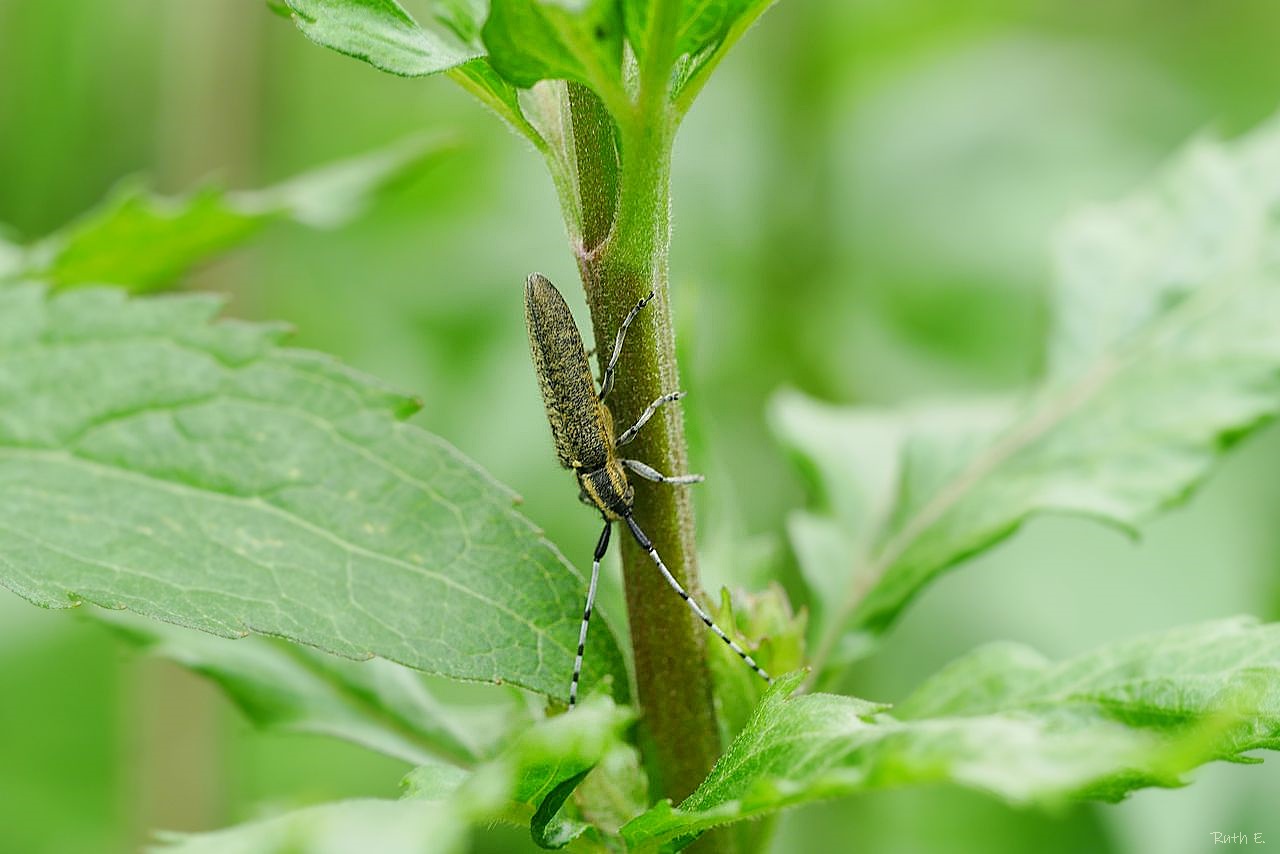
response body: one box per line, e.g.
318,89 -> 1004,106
524,273 -> 772,707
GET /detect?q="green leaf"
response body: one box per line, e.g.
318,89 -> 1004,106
270,2 -> 539,143
160,697 -> 630,854
669,0 -> 775,113
152,798 -> 466,854
624,619 -> 1280,849
772,394 -> 1008,657
788,114 -> 1280,661
422,693 -> 632,806
0,284 -> 629,703
0,232 -> 22,279
482,0 -> 625,95
101,611 -> 484,767
898,617 -> 1280,744
531,769 -> 594,848
623,0 -> 749,62
7,136 -> 446,294
277,0 -> 481,76
404,695 -> 633,848
705,584 -> 805,744
450,58 -> 537,136
569,738 -> 649,836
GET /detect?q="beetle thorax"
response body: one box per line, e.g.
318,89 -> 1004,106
578,458 -> 633,520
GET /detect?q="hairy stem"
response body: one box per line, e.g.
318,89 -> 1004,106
564,90 -> 724,811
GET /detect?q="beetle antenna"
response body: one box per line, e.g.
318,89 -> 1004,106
623,514 -> 773,685
570,520 -> 612,708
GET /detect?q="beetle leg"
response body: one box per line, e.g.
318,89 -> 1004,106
617,391 -> 685,446
621,458 -> 704,485
598,290 -> 655,402
569,521 -> 612,709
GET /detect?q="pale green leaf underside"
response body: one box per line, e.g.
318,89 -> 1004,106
789,113 -> 1280,657
624,619 -> 1280,850
3,135 -> 446,294
159,697 -> 631,854
152,798 -> 465,854
102,610 -> 483,767
899,616 -> 1280,739
0,285 -> 628,702
280,0 -> 481,76
0,233 -> 23,279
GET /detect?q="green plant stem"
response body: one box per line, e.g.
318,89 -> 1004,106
565,92 -> 725,814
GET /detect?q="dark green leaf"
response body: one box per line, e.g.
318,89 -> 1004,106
531,769 -> 593,848
482,0 -> 624,94
0,285 -> 629,702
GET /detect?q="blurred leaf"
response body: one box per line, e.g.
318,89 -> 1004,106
152,797 -> 465,854
571,739 -> 649,836
794,114 -> 1280,666
158,697 -> 630,853
101,610 -> 483,767
249,134 -> 450,227
482,0 -> 624,95
7,135 -> 447,294
0,285 -> 629,702
399,761 -> 471,799
276,0 -> 481,76
405,695 -> 633,849
784,511 -> 851,627
0,233 -> 22,279
706,584 -> 805,745
624,619 -> 1280,849
772,394 -> 1009,655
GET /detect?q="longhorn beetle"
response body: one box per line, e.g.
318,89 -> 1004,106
523,273 -> 773,708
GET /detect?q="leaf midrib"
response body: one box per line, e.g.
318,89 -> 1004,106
811,265 -> 1269,674
0,445 -> 572,663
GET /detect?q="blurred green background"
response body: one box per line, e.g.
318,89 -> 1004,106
3,1 -> 1280,851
